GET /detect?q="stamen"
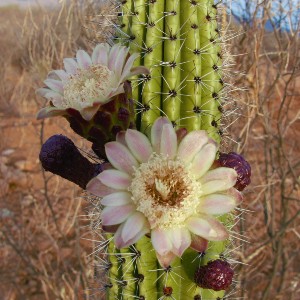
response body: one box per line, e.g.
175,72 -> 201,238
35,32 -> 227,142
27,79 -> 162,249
63,65 -> 115,109
129,154 -> 203,229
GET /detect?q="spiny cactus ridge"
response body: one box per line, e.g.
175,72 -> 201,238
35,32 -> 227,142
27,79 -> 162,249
89,1 -> 236,300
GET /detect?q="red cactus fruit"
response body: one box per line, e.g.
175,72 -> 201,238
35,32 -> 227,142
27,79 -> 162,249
194,259 -> 234,291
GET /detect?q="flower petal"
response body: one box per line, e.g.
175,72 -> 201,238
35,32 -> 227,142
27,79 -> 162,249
36,87 -> 51,97
76,50 -> 92,69
177,130 -> 209,164
108,44 -> 121,70
151,228 -> 172,256
151,117 -> 172,153
125,129 -> 152,163
125,66 -> 150,79
114,46 -> 129,78
91,43 -> 109,65
36,107 -> 66,120
101,192 -> 132,206
48,70 -> 69,82
187,215 -> 229,241
102,224 -> 119,233
80,105 -> 101,121
225,187 -> 243,205
198,194 -> 237,215
105,141 -> 139,174
101,205 -> 135,226
190,141 -> 218,179
160,124 -> 177,158
156,252 -> 176,268
200,167 -> 238,195
44,79 -> 64,94
121,212 -> 149,243
36,88 -> 63,103
86,176 -> 116,197
63,58 -> 78,74
120,53 -> 139,82
116,131 -> 127,147
114,223 -> 149,249
169,227 -> 191,257
99,170 -> 132,190
190,234 -> 208,253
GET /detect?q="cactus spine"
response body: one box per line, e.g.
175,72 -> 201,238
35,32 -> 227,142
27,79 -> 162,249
102,1 -> 231,299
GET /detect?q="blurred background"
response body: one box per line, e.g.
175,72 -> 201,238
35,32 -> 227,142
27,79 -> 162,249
0,0 -> 299,299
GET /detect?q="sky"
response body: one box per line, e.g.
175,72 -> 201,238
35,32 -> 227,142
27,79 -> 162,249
1,0 -> 299,31
0,0 -> 57,7
225,0 -> 300,31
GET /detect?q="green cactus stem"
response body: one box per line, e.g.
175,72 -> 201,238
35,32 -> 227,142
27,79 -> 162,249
101,1 -> 232,299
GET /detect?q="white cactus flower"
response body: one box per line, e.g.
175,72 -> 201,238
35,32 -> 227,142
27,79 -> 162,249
87,117 -> 242,267
36,43 -> 149,121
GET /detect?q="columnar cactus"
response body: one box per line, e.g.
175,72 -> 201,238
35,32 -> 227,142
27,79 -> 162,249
96,1 -> 233,299
118,0 -> 224,141
36,1 -> 251,300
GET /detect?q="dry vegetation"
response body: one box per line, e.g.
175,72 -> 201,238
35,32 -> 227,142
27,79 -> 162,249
0,0 -> 299,299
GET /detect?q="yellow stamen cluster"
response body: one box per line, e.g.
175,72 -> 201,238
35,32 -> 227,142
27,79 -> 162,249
63,65 -> 116,109
129,154 -> 203,229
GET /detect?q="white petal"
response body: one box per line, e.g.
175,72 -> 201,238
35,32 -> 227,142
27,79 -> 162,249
169,227 -> 191,257
76,50 -> 92,69
225,187 -> 243,204
190,234 -> 208,253
125,129 -> 153,163
151,228 -> 172,256
63,58 -> 78,74
44,79 -> 64,94
115,223 -> 149,249
99,170 -> 132,190
125,66 -> 150,79
120,53 -> 139,82
200,167 -> 238,195
48,70 -> 69,82
114,46 -> 129,78
107,84 -> 124,99
92,43 -> 109,65
79,105 -> 101,121
36,107 -> 66,119
36,88 -> 63,104
108,44 -> 121,70
101,205 -> 135,225
105,142 -> 139,174
160,124 -> 177,158
151,117 -> 172,153
36,87 -> 51,97
121,212 -> 149,243
190,142 -> 217,179
177,130 -> 209,164
101,192 -> 132,206
187,215 -> 229,241
86,176 -> 116,197
116,131 -> 127,147
198,194 -> 237,215
156,251 -> 176,268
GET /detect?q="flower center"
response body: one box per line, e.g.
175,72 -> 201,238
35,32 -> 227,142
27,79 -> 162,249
129,154 -> 202,229
63,65 -> 115,108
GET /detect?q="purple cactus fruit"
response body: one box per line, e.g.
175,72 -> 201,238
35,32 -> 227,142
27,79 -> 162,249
39,135 -> 104,188
194,259 -> 234,291
217,152 -> 251,191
